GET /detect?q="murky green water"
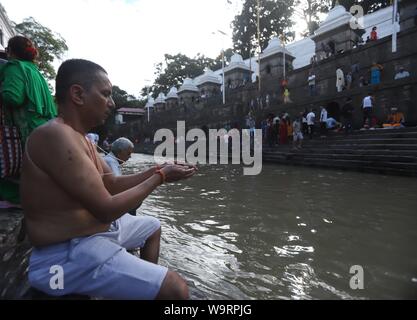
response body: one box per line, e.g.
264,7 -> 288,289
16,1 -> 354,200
124,154 -> 417,300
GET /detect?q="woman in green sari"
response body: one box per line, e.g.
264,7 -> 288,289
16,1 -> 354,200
0,36 -> 57,207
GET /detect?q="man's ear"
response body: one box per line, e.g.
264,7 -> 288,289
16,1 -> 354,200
69,84 -> 85,106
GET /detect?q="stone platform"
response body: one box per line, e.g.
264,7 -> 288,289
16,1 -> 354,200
263,127 -> 417,177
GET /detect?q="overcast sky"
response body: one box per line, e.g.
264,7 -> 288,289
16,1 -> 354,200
2,0 -> 305,97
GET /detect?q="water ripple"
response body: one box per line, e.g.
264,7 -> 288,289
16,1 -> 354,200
124,154 -> 417,300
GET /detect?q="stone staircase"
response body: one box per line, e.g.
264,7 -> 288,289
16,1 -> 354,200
263,127 -> 417,177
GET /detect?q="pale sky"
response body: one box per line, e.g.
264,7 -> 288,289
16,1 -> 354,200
2,0 -> 305,97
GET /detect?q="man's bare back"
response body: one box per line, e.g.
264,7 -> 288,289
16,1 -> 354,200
21,119 -> 111,247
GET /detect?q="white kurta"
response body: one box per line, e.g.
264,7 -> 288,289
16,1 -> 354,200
336,68 -> 345,92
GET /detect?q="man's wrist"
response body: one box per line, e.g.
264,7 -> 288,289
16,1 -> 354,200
155,168 -> 166,185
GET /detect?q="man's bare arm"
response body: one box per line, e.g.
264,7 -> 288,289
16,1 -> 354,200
101,158 -> 158,195
28,125 -> 162,223
102,159 -> 197,195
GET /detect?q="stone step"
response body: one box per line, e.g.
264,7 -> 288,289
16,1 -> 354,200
344,127 -> 417,135
320,131 -> 417,141
264,156 -> 417,170
265,144 -> 417,152
303,144 -> 417,151
325,127 -> 417,134
264,152 -> 417,163
265,148 -> 417,157
263,157 -> 417,176
302,138 -> 417,145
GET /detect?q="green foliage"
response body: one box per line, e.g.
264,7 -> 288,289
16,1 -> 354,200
112,85 -> 129,107
211,48 -> 235,71
112,85 -> 145,109
338,0 -> 391,14
14,17 -> 68,81
232,0 -> 296,60
296,0 -> 333,36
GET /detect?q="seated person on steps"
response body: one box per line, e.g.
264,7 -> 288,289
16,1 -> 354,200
383,107 -> 405,129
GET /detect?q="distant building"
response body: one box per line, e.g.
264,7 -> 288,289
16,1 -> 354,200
154,5 -> 401,113
0,4 -> 16,53
116,107 -> 145,124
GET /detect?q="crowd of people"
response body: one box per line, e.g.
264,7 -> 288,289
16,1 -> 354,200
257,88 -> 407,150
258,23 -> 412,139
260,112 -> 304,150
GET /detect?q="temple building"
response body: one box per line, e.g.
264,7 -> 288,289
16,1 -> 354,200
0,3 -> 15,56
195,68 -> 222,99
177,77 -> 199,108
165,86 -> 179,110
154,92 -> 166,112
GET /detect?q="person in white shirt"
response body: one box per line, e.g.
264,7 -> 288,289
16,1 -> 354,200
326,117 -> 342,130
292,114 -> 304,150
86,133 -> 99,146
308,71 -> 316,96
336,68 -> 345,92
103,138 -> 138,215
103,137 -> 134,177
306,108 -> 316,139
320,106 -> 328,137
362,94 -> 374,128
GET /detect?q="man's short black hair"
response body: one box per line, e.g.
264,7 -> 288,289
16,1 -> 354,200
55,59 -> 107,105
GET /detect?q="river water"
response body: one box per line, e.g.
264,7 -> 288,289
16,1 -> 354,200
124,154 -> 417,300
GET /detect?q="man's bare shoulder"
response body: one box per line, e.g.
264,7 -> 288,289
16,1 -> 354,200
26,119 -> 87,172
29,119 -> 78,147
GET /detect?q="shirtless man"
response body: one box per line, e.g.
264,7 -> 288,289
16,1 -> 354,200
21,59 -> 196,299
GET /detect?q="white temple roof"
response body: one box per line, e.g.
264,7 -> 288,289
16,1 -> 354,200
190,5 -> 397,81
195,68 -> 222,86
224,53 -> 250,73
178,77 -> 199,93
360,6 -> 399,42
286,37 -> 316,70
313,5 -> 353,36
260,37 -> 294,60
145,97 -> 154,109
166,86 -> 178,99
154,92 -> 166,104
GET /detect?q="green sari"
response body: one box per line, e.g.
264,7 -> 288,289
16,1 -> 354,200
0,59 -> 57,204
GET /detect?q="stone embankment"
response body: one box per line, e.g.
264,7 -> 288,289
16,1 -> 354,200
0,211 -> 31,299
263,127 -> 417,177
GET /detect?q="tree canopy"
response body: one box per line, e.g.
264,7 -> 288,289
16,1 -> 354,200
15,17 -> 68,81
232,0 -> 296,60
112,85 -> 145,108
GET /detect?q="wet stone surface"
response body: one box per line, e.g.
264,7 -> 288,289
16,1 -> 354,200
0,211 -> 32,299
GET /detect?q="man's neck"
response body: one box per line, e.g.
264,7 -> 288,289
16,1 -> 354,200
57,109 -> 90,136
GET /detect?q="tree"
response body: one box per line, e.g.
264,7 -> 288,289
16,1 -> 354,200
232,0 -> 296,60
340,0 -> 391,14
112,85 -> 130,108
14,17 -> 68,81
295,0 -> 333,36
211,48 -> 235,71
